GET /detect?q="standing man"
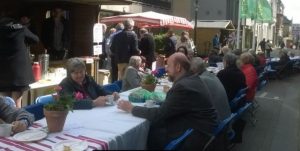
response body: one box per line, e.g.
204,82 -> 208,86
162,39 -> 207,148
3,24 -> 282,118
259,38 -> 266,54
111,19 -> 140,80
212,32 -> 221,50
139,28 -> 155,69
42,7 -> 70,60
118,53 -> 218,150
164,30 -> 177,58
109,23 -> 124,82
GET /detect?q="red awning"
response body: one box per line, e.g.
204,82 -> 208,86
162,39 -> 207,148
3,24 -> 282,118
101,11 -> 193,30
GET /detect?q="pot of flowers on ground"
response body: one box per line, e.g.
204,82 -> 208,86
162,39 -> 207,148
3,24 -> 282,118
43,86 -> 74,133
141,74 -> 157,92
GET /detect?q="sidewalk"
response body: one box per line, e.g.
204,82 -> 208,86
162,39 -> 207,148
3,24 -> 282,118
232,74 -> 300,151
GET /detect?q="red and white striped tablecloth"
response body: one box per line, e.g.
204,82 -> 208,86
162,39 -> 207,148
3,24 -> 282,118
0,123 -> 108,151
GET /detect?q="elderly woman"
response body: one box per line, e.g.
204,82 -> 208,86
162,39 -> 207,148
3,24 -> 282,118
217,53 -> 247,103
59,58 -> 119,108
239,52 -> 258,101
0,96 -> 34,134
122,56 -> 144,91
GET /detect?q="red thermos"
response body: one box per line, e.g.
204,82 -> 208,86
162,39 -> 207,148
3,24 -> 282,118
32,62 -> 41,81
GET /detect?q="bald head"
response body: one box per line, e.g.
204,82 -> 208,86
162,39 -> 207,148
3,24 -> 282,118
170,53 -> 191,72
167,53 -> 190,82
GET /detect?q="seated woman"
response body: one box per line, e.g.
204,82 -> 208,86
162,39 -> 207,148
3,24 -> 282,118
59,58 -> 119,108
240,52 -> 258,101
177,46 -> 194,60
122,56 -> 144,91
0,96 -> 34,134
217,53 -> 247,103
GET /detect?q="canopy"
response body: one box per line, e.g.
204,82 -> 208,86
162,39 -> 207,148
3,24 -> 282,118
100,11 -> 193,30
191,20 -> 235,30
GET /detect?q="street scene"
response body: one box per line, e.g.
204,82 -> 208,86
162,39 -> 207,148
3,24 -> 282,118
0,0 -> 300,150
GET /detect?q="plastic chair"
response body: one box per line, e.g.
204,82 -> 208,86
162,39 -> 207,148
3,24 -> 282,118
230,87 -> 248,111
35,94 -> 55,105
164,128 -> 194,150
24,103 -> 44,121
235,102 -> 253,119
3,96 -> 16,107
257,71 -> 267,91
113,80 -> 122,90
213,113 -> 237,136
103,83 -> 121,94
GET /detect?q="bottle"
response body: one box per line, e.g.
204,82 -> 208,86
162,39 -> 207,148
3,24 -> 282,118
32,62 -> 41,81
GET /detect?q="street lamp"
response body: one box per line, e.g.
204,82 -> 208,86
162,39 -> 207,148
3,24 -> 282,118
194,0 -> 198,56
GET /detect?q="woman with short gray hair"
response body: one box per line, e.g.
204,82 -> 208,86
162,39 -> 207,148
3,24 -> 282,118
217,53 -> 247,102
122,56 -> 143,91
59,57 -> 119,109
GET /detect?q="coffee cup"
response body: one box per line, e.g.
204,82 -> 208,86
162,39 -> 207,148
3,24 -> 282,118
107,95 -> 115,105
0,124 -> 12,137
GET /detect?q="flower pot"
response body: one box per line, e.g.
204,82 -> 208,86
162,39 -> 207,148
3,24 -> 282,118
43,109 -> 68,133
141,83 -> 156,92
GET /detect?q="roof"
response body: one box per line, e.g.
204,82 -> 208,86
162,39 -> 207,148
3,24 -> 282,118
191,20 -> 235,29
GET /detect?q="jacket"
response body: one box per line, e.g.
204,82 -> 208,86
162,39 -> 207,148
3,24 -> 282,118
0,97 -> 34,126
0,17 -> 39,90
131,74 -> 218,149
240,64 -> 258,101
217,66 -> 247,102
110,29 -> 140,64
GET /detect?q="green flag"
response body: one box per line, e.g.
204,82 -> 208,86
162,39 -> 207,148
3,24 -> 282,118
240,0 -> 256,19
255,0 -> 273,22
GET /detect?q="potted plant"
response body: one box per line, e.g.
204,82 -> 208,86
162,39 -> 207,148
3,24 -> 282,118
43,86 -> 74,133
141,74 -> 157,92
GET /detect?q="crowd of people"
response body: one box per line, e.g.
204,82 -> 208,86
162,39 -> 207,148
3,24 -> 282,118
1,7 -> 293,150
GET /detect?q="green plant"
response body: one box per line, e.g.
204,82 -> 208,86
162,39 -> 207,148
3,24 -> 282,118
44,86 -> 74,111
154,34 -> 166,54
142,74 -> 157,85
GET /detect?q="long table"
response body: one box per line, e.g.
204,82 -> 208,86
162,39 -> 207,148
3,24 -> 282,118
1,85 -> 176,150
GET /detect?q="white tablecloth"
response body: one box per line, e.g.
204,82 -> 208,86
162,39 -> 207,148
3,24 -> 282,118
3,89 -> 152,150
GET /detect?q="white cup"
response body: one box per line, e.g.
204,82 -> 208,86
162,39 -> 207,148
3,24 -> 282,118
0,124 -> 12,137
107,95 -> 115,105
145,100 -> 155,108
216,62 -> 224,70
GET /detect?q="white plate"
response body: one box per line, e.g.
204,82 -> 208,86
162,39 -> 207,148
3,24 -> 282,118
52,140 -> 88,151
13,130 -> 47,142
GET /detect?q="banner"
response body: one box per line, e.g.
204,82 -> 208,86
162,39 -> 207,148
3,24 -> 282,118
256,0 -> 273,23
240,0 -> 272,23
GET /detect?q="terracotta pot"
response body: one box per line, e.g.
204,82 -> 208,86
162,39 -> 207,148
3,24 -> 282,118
141,83 -> 156,92
43,109 -> 68,133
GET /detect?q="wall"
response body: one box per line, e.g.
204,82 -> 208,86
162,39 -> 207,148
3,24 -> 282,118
0,1 -> 98,59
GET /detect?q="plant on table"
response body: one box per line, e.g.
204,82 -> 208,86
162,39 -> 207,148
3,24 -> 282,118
141,74 -> 157,92
43,86 -> 74,133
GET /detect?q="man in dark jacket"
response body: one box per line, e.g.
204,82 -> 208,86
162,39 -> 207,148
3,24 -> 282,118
110,19 -> 140,80
139,28 -> 155,69
41,7 -> 70,60
164,30 -> 177,58
118,53 -> 218,150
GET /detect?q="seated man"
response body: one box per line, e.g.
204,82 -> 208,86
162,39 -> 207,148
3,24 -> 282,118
118,53 -> 218,150
59,58 -> 119,108
190,57 -> 231,121
122,56 -> 145,91
0,96 -> 34,134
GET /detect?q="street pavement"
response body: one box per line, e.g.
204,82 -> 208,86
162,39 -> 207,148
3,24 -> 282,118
232,48 -> 300,151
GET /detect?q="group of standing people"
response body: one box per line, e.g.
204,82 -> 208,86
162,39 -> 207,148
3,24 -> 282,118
259,38 -> 273,58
